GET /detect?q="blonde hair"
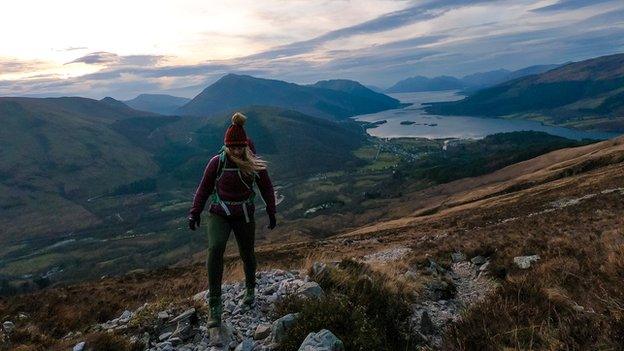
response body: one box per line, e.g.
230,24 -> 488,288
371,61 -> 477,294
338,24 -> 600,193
225,145 -> 267,176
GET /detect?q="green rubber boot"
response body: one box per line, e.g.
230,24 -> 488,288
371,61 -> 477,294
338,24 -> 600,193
207,297 -> 222,328
243,286 -> 255,306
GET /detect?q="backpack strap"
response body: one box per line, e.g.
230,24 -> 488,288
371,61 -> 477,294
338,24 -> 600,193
211,147 -> 229,213
216,146 -> 227,181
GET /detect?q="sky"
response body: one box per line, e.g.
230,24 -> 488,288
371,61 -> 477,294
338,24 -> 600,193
1,0 -> 623,99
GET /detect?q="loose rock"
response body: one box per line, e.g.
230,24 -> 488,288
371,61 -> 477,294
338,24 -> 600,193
270,313 -> 299,344
470,256 -> 486,265
254,323 -> 271,340
298,329 -> 344,351
73,341 -> 85,351
297,282 -> 323,299
2,321 -> 15,333
513,255 -> 540,269
451,251 -> 466,263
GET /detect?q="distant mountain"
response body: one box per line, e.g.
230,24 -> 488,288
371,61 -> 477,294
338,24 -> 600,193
386,64 -> 561,94
176,74 -> 402,119
461,64 -> 560,91
124,94 -> 190,115
460,69 -> 512,89
386,75 -> 466,93
424,53 -> 624,132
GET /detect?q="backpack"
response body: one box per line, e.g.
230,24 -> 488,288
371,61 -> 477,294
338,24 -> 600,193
210,146 -> 258,222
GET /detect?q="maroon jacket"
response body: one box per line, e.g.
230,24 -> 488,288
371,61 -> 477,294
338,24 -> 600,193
189,141 -> 276,219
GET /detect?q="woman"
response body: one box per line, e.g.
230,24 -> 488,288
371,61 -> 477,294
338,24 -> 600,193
187,112 -> 277,328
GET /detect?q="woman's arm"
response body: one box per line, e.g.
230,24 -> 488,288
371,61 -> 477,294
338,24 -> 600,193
189,155 -> 219,218
256,168 -> 276,214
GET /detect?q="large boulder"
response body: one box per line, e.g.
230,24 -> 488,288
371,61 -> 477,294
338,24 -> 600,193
297,282 -> 324,299
270,313 -> 299,344
298,329 -> 344,351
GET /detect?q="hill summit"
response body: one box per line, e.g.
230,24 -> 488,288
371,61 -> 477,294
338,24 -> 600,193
176,74 -> 403,119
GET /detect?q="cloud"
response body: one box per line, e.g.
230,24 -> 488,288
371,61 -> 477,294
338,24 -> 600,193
66,51 -> 119,65
65,52 -> 166,66
0,58 -> 48,73
242,0 -> 496,61
63,46 -> 88,51
532,0 -> 615,12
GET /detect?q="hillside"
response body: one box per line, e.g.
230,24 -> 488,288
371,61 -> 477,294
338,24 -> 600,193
309,79 -> 408,108
176,74 -> 403,119
1,135 -> 622,350
0,97 -> 175,244
124,94 -> 191,115
461,64 -> 560,91
157,105 -> 368,186
425,53 -> 624,132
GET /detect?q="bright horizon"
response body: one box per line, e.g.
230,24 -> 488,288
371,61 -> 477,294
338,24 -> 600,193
1,0 -> 623,99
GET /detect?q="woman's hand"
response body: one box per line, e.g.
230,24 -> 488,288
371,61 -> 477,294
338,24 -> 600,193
267,212 -> 276,230
188,214 -> 201,230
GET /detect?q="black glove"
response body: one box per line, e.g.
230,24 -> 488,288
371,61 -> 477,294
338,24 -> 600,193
267,212 -> 276,230
188,214 -> 201,231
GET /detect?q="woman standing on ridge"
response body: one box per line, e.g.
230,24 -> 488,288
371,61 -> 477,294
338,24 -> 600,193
187,112 -> 277,328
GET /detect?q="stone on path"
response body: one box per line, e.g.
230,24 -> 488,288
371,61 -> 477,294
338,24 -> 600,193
298,329 -> 344,351
297,282 -> 323,299
270,313 -> 299,344
253,323 -> 271,340
235,338 -> 255,351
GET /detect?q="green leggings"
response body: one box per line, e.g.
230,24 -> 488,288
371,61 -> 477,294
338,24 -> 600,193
206,212 -> 256,302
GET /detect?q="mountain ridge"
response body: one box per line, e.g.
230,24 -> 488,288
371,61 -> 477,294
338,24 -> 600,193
386,64 -> 561,93
176,74 -> 403,119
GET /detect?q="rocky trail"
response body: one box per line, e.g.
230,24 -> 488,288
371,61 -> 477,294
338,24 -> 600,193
66,245 -> 506,351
